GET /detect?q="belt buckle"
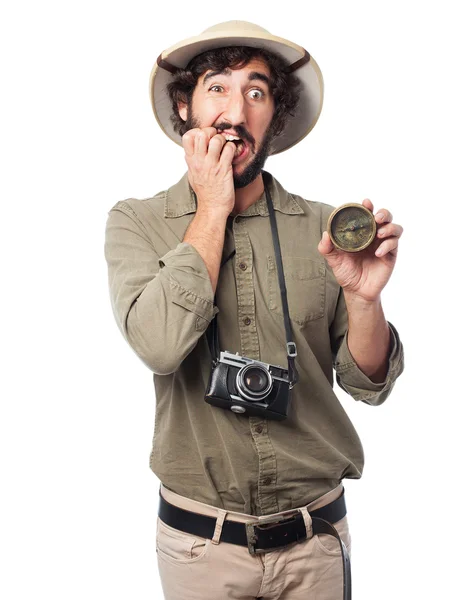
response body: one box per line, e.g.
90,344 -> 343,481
245,510 -> 301,555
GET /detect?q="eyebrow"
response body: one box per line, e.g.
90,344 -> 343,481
248,72 -> 271,87
202,69 -> 230,85
202,69 -> 272,88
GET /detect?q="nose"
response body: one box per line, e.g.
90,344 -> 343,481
221,90 -> 247,126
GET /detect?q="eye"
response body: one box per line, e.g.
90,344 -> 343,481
209,85 -> 224,93
248,89 -> 264,100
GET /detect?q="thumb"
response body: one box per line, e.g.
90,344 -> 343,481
318,231 -> 335,256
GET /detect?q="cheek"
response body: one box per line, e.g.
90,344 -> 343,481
199,104 -> 225,127
190,90 -> 220,125
253,113 -> 275,142
257,103 -> 275,129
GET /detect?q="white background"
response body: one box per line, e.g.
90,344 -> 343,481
1,1 -> 469,598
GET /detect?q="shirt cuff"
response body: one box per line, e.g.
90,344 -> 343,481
159,242 -> 219,322
334,322 -> 404,405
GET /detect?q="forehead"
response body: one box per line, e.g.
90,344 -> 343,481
198,57 -> 272,84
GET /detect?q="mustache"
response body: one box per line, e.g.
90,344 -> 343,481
213,122 -> 255,150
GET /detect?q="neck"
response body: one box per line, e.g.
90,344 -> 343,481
232,173 -> 265,215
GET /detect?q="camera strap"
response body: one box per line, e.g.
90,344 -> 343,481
262,171 -> 298,388
207,171 -> 298,389
208,249 -> 235,361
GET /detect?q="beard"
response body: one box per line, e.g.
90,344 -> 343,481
183,104 -> 275,189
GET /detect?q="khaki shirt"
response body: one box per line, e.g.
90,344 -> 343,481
104,171 -> 404,516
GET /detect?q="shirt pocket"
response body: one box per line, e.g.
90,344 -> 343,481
267,256 -> 326,325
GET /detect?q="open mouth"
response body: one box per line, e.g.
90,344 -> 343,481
219,132 -> 248,160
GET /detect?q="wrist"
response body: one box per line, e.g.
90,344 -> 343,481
343,291 -> 382,311
195,205 -> 231,222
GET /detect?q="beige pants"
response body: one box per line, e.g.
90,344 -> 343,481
156,483 -> 351,600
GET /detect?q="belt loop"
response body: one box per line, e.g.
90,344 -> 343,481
211,509 -> 228,545
300,507 -> 313,540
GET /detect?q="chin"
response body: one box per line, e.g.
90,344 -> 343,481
233,168 -> 257,189
233,160 -> 268,189
232,129 -> 273,189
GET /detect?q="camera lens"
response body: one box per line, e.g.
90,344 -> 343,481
243,368 -> 269,393
236,364 -> 273,402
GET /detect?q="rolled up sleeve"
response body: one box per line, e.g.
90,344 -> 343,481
104,201 -> 217,375
158,248 -> 218,322
334,322 -> 404,405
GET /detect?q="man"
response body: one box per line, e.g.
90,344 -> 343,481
105,21 -> 404,600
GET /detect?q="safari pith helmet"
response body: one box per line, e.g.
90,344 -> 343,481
149,20 -> 324,155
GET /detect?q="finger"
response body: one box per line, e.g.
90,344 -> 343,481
362,198 -> 374,213
200,126 -> 218,140
375,237 -> 399,257
182,129 -> 198,156
318,230 -> 335,256
376,223 -> 404,239
194,130 -> 210,157
206,134 -> 228,162
375,208 -> 393,224
219,139 -> 236,167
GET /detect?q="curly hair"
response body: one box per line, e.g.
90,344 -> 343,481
166,46 -> 301,139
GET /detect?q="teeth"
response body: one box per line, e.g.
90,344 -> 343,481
234,143 -> 244,159
223,134 -> 240,141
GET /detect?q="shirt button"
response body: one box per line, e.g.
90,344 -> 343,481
243,317 -> 251,326
263,477 -> 272,486
255,425 -> 263,434
239,262 -> 247,271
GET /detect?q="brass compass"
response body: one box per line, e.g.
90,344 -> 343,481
327,203 -> 377,253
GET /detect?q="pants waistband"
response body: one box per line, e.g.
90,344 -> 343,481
159,482 -> 344,524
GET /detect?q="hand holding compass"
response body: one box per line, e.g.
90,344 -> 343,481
318,199 -> 403,303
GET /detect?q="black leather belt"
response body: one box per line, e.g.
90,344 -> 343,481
158,489 -> 351,600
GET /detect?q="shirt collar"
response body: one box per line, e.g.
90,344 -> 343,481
164,171 -> 305,218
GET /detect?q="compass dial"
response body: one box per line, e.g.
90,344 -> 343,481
327,203 -> 376,252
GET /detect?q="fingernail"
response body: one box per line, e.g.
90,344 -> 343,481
376,213 -> 384,222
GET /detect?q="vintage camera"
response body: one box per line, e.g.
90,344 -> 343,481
205,351 -> 291,420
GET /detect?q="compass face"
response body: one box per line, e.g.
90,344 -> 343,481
327,204 -> 376,252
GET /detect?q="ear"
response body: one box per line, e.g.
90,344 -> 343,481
178,102 -> 188,122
